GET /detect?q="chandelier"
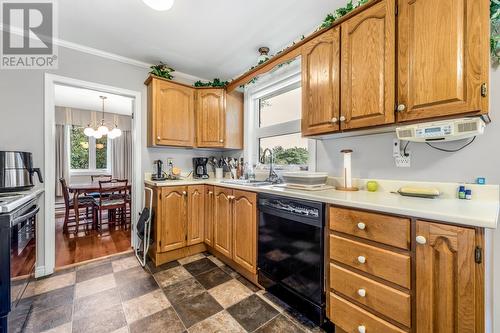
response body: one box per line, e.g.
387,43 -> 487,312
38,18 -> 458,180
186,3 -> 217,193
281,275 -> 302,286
84,96 -> 122,139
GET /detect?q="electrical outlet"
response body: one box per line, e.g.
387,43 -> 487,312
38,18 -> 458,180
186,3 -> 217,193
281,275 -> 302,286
393,138 -> 401,157
395,151 -> 411,168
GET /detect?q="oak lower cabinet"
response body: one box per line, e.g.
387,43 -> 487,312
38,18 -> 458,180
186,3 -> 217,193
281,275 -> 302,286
204,185 -> 215,246
301,27 -> 341,136
232,190 -> 258,273
397,0 -> 489,122
213,187 -> 258,274
214,187 -> 233,258
146,77 -> 195,147
415,221 -> 483,333
148,185 -> 205,264
340,0 -> 395,130
328,206 -> 485,333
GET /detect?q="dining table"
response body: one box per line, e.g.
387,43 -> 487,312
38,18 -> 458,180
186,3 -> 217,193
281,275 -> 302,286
68,182 -> 132,231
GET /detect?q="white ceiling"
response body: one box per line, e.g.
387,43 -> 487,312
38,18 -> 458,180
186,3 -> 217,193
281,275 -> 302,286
58,0 -> 346,80
54,85 -> 134,116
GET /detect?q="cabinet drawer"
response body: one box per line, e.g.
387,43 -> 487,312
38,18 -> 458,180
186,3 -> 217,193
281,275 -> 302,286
330,264 -> 411,327
330,206 -> 410,249
330,235 -> 411,289
330,293 -> 407,333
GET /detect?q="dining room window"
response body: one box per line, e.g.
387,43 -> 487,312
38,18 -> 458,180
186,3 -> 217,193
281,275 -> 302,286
70,125 -> 110,173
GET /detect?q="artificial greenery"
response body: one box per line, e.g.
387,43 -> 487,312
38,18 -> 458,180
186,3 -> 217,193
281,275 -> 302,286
194,78 -> 229,88
492,0 -> 500,65
149,62 -> 175,80
320,0 -> 369,30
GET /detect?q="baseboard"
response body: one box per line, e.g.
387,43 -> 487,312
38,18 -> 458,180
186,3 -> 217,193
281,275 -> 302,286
35,265 -> 53,278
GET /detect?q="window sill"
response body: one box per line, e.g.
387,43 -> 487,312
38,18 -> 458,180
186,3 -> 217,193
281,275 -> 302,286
70,169 -> 111,176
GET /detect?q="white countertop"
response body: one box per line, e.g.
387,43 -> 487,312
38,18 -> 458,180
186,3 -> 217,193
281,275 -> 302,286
144,178 -> 499,229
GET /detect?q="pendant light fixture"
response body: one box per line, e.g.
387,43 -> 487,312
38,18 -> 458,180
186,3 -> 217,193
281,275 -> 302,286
83,95 -> 122,139
258,47 -> 270,63
143,0 -> 174,11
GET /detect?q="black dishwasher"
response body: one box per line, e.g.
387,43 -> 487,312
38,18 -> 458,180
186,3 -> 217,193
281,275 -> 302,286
257,193 -> 326,325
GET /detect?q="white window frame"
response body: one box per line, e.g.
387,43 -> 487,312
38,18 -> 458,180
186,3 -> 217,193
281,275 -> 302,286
68,125 -> 111,176
244,60 -> 316,171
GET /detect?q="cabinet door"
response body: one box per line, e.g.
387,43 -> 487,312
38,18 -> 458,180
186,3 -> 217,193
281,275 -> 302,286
196,89 -> 225,148
341,0 -> 395,130
397,0 -> 489,122
232,190 -> 257,273
159,186 -> 187,252
187,185 -> 204,246
415,221 -> 479,333
204,186 -> 214,246
155,80 -> 195,147
301,27 -> 341,136
214,187 -> 233,258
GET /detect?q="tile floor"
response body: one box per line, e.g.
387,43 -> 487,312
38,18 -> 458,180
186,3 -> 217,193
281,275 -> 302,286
10,252 -> 325,333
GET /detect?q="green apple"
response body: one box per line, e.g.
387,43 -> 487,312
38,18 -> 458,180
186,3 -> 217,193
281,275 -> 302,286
366,181 -> 378,192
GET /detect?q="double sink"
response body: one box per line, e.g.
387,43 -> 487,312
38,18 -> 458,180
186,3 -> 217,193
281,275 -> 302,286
220,179 -> 274,187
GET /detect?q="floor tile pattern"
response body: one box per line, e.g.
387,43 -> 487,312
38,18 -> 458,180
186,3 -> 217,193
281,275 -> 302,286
10,251 -> 325,332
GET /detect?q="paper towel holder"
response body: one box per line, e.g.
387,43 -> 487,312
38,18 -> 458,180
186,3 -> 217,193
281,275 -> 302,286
336,149 -> 359,192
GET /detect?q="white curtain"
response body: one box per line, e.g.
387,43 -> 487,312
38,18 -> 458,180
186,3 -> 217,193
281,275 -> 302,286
55,124 -> 69,196
111,130 -> 132,181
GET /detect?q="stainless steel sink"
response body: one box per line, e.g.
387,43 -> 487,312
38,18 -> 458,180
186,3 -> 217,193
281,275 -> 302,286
220,179 -> 273,187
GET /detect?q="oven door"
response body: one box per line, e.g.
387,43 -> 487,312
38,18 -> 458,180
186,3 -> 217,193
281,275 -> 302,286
258,197 -> 324,305
8,204 -> 38,333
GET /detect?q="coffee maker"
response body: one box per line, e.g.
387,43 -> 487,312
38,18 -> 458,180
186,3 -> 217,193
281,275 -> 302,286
193,158 -> 209,179
152,160 -> 167,181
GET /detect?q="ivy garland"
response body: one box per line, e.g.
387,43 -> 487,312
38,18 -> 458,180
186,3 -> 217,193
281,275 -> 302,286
149,62 -> 175,80
152,0 -> 500,86
193,78 -> 229,88
492,0 -> 500,65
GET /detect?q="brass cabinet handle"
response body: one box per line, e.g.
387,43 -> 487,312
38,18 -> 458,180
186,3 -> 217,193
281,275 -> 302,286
219,139 -> 224,143
228,195 -> 235,200
357,289 -> 366,297
182,191 -> 187,197
339,116 -> 346,122
397,104 -> 407,112
331,117 -> 338,124
157,136 -> 161,140
357,222 -> 366,230
357,256 -> 366,264
208,191 -> 213,195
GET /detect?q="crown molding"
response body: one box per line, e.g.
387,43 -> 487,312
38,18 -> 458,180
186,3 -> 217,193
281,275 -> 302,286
1,25 -> 205,83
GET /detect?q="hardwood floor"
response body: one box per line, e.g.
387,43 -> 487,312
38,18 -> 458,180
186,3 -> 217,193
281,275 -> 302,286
55,213 -> 132,268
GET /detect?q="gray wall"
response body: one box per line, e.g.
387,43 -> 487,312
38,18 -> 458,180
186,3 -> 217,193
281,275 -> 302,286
316,67 -> 499,184
0,46 -> 223,270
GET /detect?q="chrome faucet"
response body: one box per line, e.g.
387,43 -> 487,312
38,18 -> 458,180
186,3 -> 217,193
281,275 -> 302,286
260,148 -> 281,184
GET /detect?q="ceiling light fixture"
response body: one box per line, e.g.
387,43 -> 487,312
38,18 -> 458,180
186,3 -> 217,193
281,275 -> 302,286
142,0 -> 174,11
258,47 -> 270,63
83,96 -> 122,139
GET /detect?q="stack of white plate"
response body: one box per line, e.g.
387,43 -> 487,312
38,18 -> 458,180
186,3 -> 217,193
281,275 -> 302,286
281,172 -> 329,190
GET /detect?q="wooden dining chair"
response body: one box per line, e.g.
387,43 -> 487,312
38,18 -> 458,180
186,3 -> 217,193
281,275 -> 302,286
87,175 -> 113,198
96,179 -> 128,232
59,178 -> 97,234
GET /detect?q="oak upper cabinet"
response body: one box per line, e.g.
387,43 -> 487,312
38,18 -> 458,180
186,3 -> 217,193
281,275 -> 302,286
146,77 -> 195,147
232,190 -> 257,273
187,185 -> 204,246
204,185 -> 215,247
196,89 -> 225,148
340,0 -> 395,130
301,27 -> 341,136
158,186 -> 187,252
196,90 -> 244,149
397,0 -> 489,122
415,221 -> 483,333
214,187 -> 233,258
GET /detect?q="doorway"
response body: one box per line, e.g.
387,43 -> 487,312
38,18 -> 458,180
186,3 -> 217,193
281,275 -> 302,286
43,74 -> 142,276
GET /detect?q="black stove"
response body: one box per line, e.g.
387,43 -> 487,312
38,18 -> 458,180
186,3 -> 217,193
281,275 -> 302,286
0,189 -> 42,333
